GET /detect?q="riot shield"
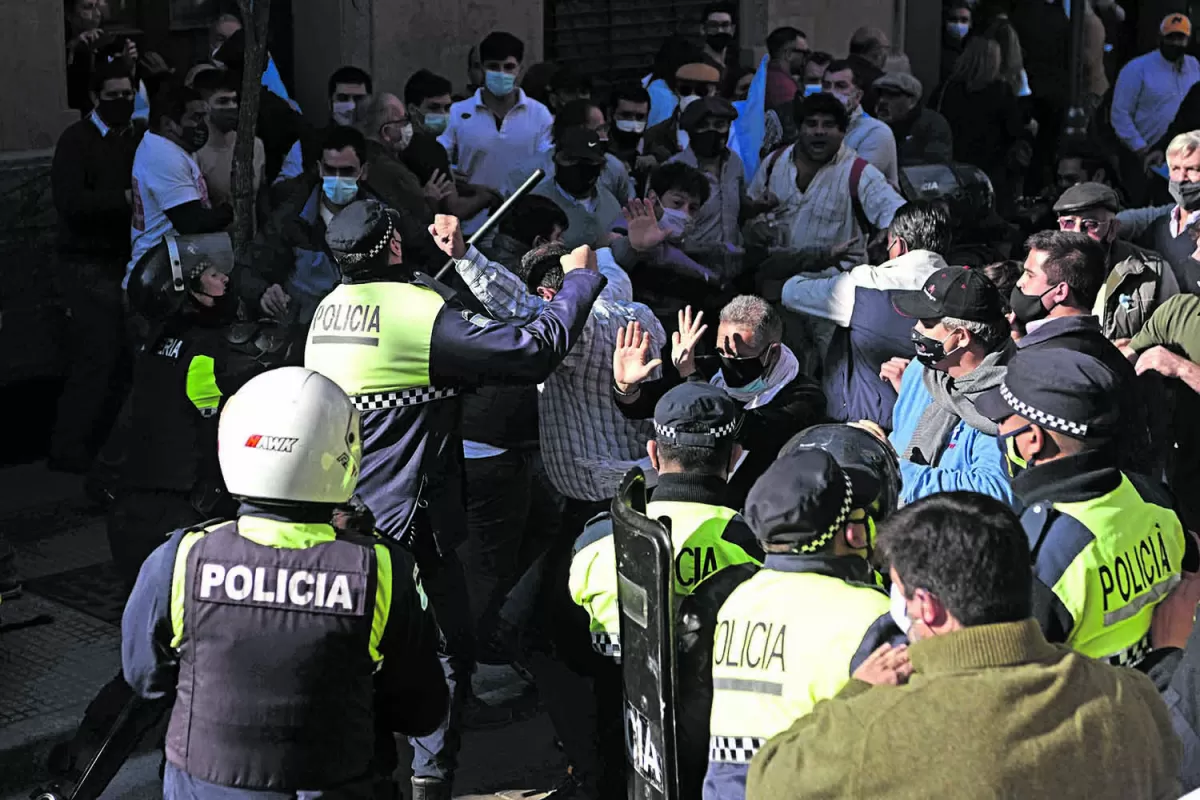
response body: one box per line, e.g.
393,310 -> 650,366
612,467 -> 679,800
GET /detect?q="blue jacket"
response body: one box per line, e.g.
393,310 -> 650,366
888,360 -> 1013,506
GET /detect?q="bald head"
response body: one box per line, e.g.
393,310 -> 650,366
850,26 -> 890,69
365,93 -> 412,153
210,14 -> 241,54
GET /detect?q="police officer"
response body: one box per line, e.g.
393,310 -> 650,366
122,367 -> 447,799
978,348 -> 1198,665
304,201 -> 604,800
697,426 -> 903,800
568,381 -> 762,798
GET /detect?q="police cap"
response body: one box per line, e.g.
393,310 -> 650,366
1053,181 -> 1120,215
744,449 -> 855,550
653,382 -> 741,448
977,349 -> 1120,440
325,199 -> 400,275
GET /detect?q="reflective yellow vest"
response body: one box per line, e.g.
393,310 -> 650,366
569,501 -> 761,659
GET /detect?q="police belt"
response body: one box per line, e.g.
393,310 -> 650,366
1107,633 -> 1153,668
351,385 -> 460,411
709,735 -> 768,764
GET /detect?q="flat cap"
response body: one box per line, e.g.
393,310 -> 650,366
653,382 -> 741,448
680,95 -> 739,131
977,349 -> 1120,439
873,71 -> 923,98
745,449 -> 855,550
1053,181 -> 1120,215
675,63 -> 722,84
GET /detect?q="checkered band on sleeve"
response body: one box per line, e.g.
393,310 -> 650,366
591,631 -> 622,660
709,735 -> 768,764
335,218 -> 394,266
796,471 -> 855,554
999,383 -> 1088,437
1107,634 -> 1152,668
653,418 -> 740,441
351,386 -> 459,411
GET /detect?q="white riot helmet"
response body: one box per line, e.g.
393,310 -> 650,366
218,367 -> 361,504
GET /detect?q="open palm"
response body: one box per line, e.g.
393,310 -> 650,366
614,321 -> 662,391
623,197 -> 668,252
672,305 -> 707,378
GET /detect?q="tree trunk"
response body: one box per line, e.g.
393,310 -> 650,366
232,0 -> 271,252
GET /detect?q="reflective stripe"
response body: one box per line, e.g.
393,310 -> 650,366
170,529 -> 210,648
591,630 -> 621,659
712,677 -> 784,696
369,544 -> 392,664
237,517 -> 337,549
185,355 -> 221,415
1104,573 -> 1181,626
709,735 -> 767,764
352,386 -> 460,411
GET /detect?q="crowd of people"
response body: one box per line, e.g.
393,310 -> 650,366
25,0 -> 1200,798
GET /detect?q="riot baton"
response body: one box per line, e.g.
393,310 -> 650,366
433,168 -> 545,281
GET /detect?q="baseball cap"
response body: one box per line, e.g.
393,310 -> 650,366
873,72 -> 923,99
1162,13 -> 1192,37
976,349 -> 1120,440
892,266 -> 1004,323
1053,182 -> 1120,215
653,382 -> 741,448
556,127 -> 607,165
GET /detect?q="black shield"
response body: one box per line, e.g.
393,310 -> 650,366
612,467 -> 679,800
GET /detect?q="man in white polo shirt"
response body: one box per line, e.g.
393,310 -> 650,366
125,84 -> 232,289
439,31 -> 552,233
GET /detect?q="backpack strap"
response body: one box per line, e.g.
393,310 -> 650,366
762,144 -> 790,188
849,156 -> 873,237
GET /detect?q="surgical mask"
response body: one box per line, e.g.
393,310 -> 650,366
1169,179 -> 1200,212
997,423 -> 1034,478
615,119 -> 646,135
911,328 -> 962,369
1161,43 -> 1188,63
422,112 -> 449,135
96,97 -> 134,128
555,160 -> 604,197
678,94 -> 701,113
322,175 -> 358,206
393,122 -> 414,150
332,100 -> 357,127
719,351 -> 770,390
831,90 -> 856,110
658,207 -> 691,239
1009,285 -> 1057,325
803,83 -> 823,97
485,70 -> 517,97
946,21 -> 969,39
208,108 -> 239,134
180,121 -> 209,152
690,129 -> 727,159
889,583 -> 912,635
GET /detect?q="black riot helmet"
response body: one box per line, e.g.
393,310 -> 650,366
779,423 -> 901,522
126,233 -> 234,323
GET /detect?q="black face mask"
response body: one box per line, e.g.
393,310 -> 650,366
1009,285 -> 1056,324
911,328 -> 961,369
1161,43 -> 1187,63
1170,180 -> 1200,212
96,97 -> 134,128
180,121 -> 209,152
707,33 -> 734,53
209,108 -> 240,134
719,352 -> 767,388
555,161 -> 604,197
690,129 -> 727,159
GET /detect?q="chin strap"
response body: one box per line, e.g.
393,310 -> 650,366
165,234 -> 186,294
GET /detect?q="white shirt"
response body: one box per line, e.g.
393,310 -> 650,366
439,89 -> 553,233
126,132 -> 210,288
782,249 -> 948,326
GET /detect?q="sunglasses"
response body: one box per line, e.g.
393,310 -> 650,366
1058,217 -> 1105,235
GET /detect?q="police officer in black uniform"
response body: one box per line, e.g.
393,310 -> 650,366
122,366 -> 447,799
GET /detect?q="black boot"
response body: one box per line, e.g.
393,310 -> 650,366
410,777 -> 452,800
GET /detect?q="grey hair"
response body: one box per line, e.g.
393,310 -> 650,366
1168,130 -> 1200,162
719,295 -> 784,345
940,315 -> 1008,349
213,13 -> 241,29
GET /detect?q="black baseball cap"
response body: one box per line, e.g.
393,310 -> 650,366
653,382 -> 741,448
976,349 -> 1119,440
555,127 -> 607,165
892,266 -> 1004,323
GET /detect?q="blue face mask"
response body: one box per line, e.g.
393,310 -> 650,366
423,112 -> 449,135
322,175 -> 358,206
485,70 -> 517,97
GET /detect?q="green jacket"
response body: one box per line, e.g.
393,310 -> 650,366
747,619 -> 1180,800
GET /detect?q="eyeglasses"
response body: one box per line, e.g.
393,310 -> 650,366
1058,217 -> 1105,234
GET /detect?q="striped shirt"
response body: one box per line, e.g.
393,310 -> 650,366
454,246 -> 665,502
747,144 -> 904,267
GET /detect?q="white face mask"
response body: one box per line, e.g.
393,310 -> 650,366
659,207 -> 691,239
615,119 -> 647,135
889,582 -> 913,635
678,94 -> 701,112
395,122 -> 414,150
832,90 -> 857,111
331,100 -> 357,127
